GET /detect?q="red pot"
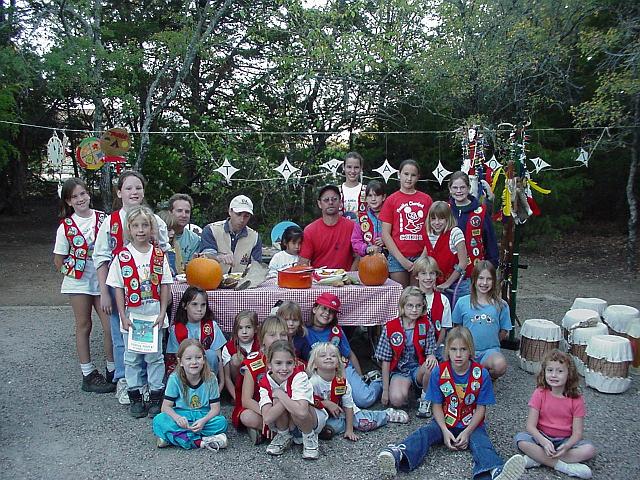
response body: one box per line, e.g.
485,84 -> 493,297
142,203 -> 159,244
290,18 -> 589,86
277,266 -> 313,289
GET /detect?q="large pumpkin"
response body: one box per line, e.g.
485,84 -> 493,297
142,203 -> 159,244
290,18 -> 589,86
358,253 -> 389,286
185,257 -> 223,290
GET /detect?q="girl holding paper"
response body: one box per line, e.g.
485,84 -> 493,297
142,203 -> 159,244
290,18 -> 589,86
107,205 -> 173,419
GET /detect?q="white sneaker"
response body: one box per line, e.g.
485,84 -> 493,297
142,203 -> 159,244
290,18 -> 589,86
385,408 -> 410,423
266,431 -> 292,456
556,461 -> 593,479
156,437 -> 169,448
417,399 -> 432,418
142,384 -> 150,402
116,378 -> 130,405
200,433 -> 228,451
302,432 -> 319,460
492,454 -> 526,480
523,455 -> 541,469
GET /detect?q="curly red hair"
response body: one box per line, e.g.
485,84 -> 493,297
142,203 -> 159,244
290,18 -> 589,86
535,348 -> 581,398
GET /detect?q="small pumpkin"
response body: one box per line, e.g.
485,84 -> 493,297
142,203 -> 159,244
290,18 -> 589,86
185,257 -> 223,290
358,252 -> 389,286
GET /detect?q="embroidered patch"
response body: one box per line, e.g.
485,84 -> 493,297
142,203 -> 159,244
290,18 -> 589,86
441,368 -> 451,380
334,385 -> 346,395
390,331 -> 404,347
64,218 -> 73,225
72,235 -> 85,247
435,320 -> 441,330
67,227 -> 77,236
462,413 -> 474,425
129,293 -> 140,304
331,326 -> 340,335
470,238 -> 477,247
75,259 -> 85,271
471,381 -> 480,392
203,323 -> 212,336
150,273 -> 159,285
75,248 -> 87,259
445,414 -> 456,426
118,250 -> 132,262
465,393 -> 476,405
363,232 -> 373,242
472,366 -> 482,379
122,266 -> 133,278
250,358 -> 265,371
247,351 -> 259,360
472,229 -> 481,237
361,222 -> 370,232
130,278 -> 139,290
418,323 -> 427,336
470,215 -> 481,227
472,247 -> 480,256
440,382 -> 454,396
474,207 -> 483,214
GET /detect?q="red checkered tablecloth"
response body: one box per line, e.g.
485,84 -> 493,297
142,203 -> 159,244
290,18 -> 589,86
170,276 -> 402,332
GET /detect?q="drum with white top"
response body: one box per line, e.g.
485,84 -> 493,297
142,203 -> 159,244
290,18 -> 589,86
571,298 -> 608,317
603,304 -> 640,337
626,319 -> 640,375
561,309 -> 600,351
518,319 -> 562,374
568,322 -> 609,376
585,334 -> 633,393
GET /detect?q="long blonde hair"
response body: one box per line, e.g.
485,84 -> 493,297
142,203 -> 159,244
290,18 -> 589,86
175,339 -> 214,399
470,260 -> 504,310
307,342 -> 345,378
125,205 -> 158,245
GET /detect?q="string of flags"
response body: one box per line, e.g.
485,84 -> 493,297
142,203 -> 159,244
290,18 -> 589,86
46,124 -> 595,186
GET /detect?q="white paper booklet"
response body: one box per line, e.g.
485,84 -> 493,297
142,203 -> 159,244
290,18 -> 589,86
127,313 -> 159,353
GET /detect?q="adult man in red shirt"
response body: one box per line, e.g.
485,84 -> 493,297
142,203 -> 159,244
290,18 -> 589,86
298,185 -> 356,271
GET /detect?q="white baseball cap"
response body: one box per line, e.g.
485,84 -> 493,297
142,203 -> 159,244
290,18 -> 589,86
229,195 -> 253,215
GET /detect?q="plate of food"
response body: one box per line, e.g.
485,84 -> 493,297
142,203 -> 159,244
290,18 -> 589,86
219,272 -> 243,289
175,273 -> 187,283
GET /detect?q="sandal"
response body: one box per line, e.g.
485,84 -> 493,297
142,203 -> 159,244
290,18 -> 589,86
385,408 -> 409,424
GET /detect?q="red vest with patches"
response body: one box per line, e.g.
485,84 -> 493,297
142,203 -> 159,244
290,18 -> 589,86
385,317 -> 429,372
60,210 -> 106,279
438,360 -> 485,428
225,337 -> 260,358
313,376 -> 348,409
118,246 -> 164,307
242,351 -> 268,402
340,183 -> 367,221
425,229 -> 457,284
174,319 -> 216,350
463,206 -> 486,277
427,292 -> 445,336
258,365 -> 306,402
109,209 -> 125,254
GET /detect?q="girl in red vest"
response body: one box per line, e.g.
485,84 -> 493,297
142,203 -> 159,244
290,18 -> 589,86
106,206 -> 173,418
307,342 -> 408,442
93,170 -> 170,405
377,326 -> 526,480
277,301 -> 311,363
233,315 -> 288,445
53,178 -> 115,394
222,310 -> 260,402
424,200 -> 470,305
380,159 -> 433,287
375,286 -> 438,416
515,349 -> 596,478
259,340 -> 325,459
166,286 -> 226,388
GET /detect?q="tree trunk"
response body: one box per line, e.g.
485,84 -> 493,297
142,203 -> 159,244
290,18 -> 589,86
626,92 -> 639,274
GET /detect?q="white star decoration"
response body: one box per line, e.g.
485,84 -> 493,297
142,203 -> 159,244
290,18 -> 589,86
320,158 -> 342,176
486,154 -> 502,172
575,148 -> 589,167
274,156 -> 300,182
432,160 -> 452,185
529,157 -> 550,174
373,159 -> 398,183
214,158 -> 239,183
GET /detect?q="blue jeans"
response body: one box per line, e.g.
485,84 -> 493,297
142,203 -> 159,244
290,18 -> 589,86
205,348 -> 219,374
398,421 -> 503,479
388,253 -> 420,274
443,278 -> 471,307
108,287 -> 125,381
346,364 -> 382,408
123,329 -> 165,391
327,409 -> 388,434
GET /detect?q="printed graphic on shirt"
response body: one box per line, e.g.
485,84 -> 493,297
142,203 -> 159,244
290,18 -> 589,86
471,313 -> 495,324
396,201 -> 426,241
190,394 -> 202,408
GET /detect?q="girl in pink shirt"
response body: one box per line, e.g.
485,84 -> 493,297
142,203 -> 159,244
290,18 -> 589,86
514,349 -> 596,479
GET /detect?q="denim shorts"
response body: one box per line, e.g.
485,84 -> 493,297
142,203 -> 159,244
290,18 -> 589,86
391,364 -> 421,388
388,253 -> 421,273
514,431 -> 594,450
475,347 -> 503,364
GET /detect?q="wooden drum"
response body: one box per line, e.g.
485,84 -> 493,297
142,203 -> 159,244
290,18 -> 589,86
585,334 -> 633,394
518,319 -> 562,374
626,319 -> 640,375
561,309 -> 600,351
603,304 -> 640,337
571,297 -> 607,317
568,322 -> 608,376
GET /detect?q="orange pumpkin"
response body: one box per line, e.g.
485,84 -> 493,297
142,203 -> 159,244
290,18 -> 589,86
358,253 -> 389,286
185,257 -> 223,290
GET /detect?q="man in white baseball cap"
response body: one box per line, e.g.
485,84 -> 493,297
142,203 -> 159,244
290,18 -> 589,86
199,195 -> 263,272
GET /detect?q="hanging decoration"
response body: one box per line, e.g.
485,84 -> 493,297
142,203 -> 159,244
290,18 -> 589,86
320,159 -> 342,177
486,154 -> 502,172
75,137 -> 105,170
273,156 -> 300,182
100,127 -> 131,156
575,148 -> 589,167
214,158 -> 239,183
47,131 -> 65,167
373,159 -> 398,183
459,125 -> 493,202
528,156 -> 550,174
432,160 -> 452,185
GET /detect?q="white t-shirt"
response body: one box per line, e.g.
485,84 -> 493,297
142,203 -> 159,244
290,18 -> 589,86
258,370 -> 313,409
221,340 -> 256,366
106,243 -> 173,332
424,291 -> 453,329
341,183 -> 362,216
309,373 -> 359,414
427,227 -> 464,254
268,251 -> 299,277
53,212 -> 100,295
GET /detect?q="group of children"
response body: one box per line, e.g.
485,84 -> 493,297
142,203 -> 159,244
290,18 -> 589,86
54,169 -> 596,477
